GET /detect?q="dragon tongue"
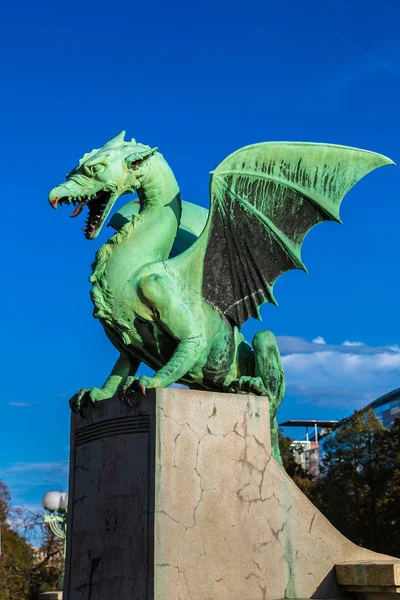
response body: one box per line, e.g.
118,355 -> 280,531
70,200 -> 87,218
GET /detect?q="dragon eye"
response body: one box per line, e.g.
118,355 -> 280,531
83,163 -> 105,176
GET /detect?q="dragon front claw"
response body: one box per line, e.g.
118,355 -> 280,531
69,387 -> 108,417
119,376 -> 138,407
230,376 -> 268,396
119,376 -> 150,409
119,388 -> 134,408
69,388 -> 90,418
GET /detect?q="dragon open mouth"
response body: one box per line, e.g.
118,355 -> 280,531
56,190 -> 114,239
48,131 -> 158,240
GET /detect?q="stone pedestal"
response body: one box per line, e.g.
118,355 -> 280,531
336,562 -> 400,599
64,389 -> 394,600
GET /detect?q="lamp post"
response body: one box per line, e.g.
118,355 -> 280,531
42,491 -> 68,591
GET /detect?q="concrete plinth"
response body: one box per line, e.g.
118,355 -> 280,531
336,562 -> 400,598
64,389 -> 393,600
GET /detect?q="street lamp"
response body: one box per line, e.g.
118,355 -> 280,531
42,491 -> 68,590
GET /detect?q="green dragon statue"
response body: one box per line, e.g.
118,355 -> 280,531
48,131 -> 393,461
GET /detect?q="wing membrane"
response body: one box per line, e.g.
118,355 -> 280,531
168,142 -> 393,328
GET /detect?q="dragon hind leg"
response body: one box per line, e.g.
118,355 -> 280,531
253,330 -> 285,465
232,375 -> 267,395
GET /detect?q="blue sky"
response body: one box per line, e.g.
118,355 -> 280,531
1,0 -> 400,508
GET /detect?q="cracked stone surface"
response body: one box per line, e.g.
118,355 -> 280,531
65,389 -> 392,600
154,389 -> 391,600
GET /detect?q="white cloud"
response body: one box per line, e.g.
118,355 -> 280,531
0,461 -> 69,476
283,350 -> 400,384
277,336 -> 399,356
285,383 -> 376,409
13,503 -> 42,514
0,461 -> 69,507
312,336 -> 326,344
279,336 -> 400,409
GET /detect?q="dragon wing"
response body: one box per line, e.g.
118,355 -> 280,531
166,142 -> 393,328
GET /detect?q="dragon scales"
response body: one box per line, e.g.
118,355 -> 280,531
48,132 -> 394,461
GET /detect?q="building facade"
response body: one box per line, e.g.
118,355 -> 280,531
279,420 -> 339,476
367,388 -> 400,429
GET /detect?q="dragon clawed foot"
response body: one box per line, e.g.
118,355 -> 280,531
230,376 -> 268,396
119,375 -> 160,408
69,387 -> 108,417
119,377 -> 142,409
69,389 -> 91,418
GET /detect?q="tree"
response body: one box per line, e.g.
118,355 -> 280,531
371,418 -> 400,556
0,483 -> 35,600
309,409 -> 400,556
16,508 -> 64,596
0,482 -> 63,599
280,410 -> 400,557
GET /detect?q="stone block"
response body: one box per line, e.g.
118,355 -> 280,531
336,561 -> 400,598
64,389 -> 394,599
336,561 -> 400,587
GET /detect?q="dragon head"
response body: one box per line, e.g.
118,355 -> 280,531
48,131 -> 157,239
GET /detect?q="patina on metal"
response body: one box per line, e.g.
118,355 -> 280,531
48,132 -> 393,461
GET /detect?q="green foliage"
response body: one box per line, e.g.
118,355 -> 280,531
283,409 -> 400,557
0,482 -> 63,599
0,482 -> 10,522
313,409 -> 384,549
0,484 -> 35,600
0,527 -> 34,600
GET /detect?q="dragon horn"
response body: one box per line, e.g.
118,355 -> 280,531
125,147 -> 158,165
104,130 -> 126,147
